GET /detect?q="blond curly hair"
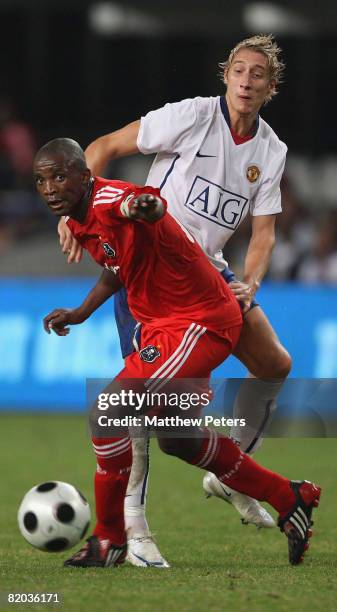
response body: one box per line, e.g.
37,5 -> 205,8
219,34 -> 285,103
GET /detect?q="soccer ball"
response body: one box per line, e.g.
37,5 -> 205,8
18,481 -> 91,552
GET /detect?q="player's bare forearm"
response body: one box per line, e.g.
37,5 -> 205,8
43,270 -> 122,335
58,217 -> 83,264
229,215 -> 276,312
75,269 -> 123,321
243,236 -> 275,288
85,120 -> 141,176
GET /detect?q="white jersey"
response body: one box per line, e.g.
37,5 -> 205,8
137,96 -> 287,272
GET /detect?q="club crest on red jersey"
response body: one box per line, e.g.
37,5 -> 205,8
102,242 -> 116,258
140,345 -> 161,363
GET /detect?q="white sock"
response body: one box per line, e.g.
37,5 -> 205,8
125,507 -> 151,538
230,376 -> 285,454
124,432 -> 151,537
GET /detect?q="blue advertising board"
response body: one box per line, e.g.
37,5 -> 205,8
1,279 -> 337,410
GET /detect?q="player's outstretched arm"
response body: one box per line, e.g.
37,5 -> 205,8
43,269 -> 123,336
85,120 -> 141,176
121,193 -> 165,224
58,217 -> 83,264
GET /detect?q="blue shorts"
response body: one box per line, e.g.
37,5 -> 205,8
114,286 -> 138,359
115,266 -> 259,358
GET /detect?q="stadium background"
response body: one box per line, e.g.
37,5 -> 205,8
1,3 -> 337,610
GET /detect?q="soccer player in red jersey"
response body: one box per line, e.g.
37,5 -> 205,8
57,37 -> 290,563
34,138 -> 320,568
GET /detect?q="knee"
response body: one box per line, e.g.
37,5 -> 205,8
157,437 -> 200,461
253,346 -> 292,379
271,347 -> 292,379
157,437 -> 181,457
89,402 -> 101,438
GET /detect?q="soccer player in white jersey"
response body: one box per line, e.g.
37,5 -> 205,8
58,34 -> 292,568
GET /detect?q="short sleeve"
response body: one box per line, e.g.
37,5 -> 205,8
137,98 -> 198,155
250,141 -> 287,216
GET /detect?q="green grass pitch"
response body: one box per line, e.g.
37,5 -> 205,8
1,413 -> 336,612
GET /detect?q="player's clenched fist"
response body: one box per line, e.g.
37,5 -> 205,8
43,308 -> 84,336
123,193 -> 165,223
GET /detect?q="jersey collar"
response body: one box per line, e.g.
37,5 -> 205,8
220,96 -> 259,138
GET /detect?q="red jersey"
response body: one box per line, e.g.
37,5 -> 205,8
66,177 -> 242,337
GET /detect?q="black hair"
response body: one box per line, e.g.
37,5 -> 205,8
35,138 -> 87,171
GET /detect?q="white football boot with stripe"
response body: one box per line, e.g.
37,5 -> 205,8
126,534 -> 170,568
203,472 -> 276,528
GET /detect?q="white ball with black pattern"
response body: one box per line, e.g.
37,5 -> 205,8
18,481 -> 91,552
